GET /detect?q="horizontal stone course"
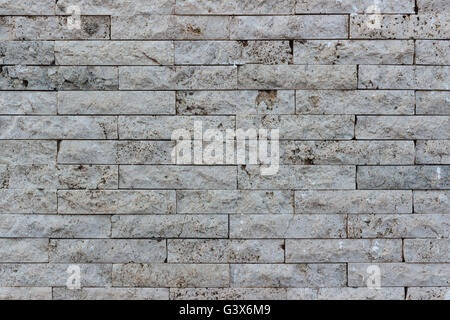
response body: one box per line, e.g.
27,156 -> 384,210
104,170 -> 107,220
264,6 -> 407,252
296,0 -> 415,13
287,287 -> 405,300
0,287 -> 52,300
52,288 -> 169,300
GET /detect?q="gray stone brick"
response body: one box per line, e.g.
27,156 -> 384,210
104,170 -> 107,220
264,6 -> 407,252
287,287 -> 405,300
0,239 -> 48,263
414,191 -> 450,214
404,239 -> 449,262
0,92 -> 57,115
56,0 -> 174,15
417,0 -> 449,13
296,0 -> 415,13
406,287 -> 450,300
416,40 -> 450,65
0,0 -> 55,15
52,288 -> 169,300
416,91 -> 450,115
0,190 -> 56,214
416,140 -> 450,164
170,288 -> 287,300
0,287 -> 52,300
0,41 -> 54,64
175,0 -> 296,14
0,141 -> 57,165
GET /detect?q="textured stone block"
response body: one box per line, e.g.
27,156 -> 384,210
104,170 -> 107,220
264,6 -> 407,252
358,166 -> 449,189
295,190 -> 412,214
238,65 -> 357,89
0,92 -> 56,115
0,116 -> 117,139
56,41 -> 173,66
417,0 -> 448,13
359,66 -> 449,90
0,0 -> 55,14
296,90 -> 415,115
414,191 -> 450,214
56,0 -> 174,15
296,0 -> 415,13
119,66 -> 237,90
52,288 -> 169,300
348,263 -> 450,287
120,165 -> 236,189
230,264 -> 346,288
0,239 -> 48,263
416,91 -> 450,115
175,41 -> 292,65
281,141 -> 415,165
237,115 -> 354,140
176,90 -> 295,115
170,288 -> 287,300
404,239 -> 449,262
117,141 -> 175,164
0,288 -> 52,300
407,287 -> 450,300
0,41 -> 54,64
177,190 -> 293,214
348,214 -> 449,238
0,16 -> 110,40
230,214 -> 346,238
286,239 -> 402,263
350,15 -> 449,39
112,15 -> 229,40
58,190 -> 176,214
0,215 -> 111,238
0,141 -> 56,165
175,0 -> 296,14
113,264 -> 229,287
416,140 -> 450,164
356,116 -> 450,139
56,165 -> 118,190
294,40 -> 413,64
0,190 -> 56,214
0,264 -> 111,287
168,239 -> 284,263
288,288 -> 405,300
111,215 -> 228,238
49,240 -> 166,263
416,40 -> 450,65
238,165 -> 355,189
230,16 -> 348,39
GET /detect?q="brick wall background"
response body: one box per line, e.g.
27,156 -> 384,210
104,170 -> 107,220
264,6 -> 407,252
0,0 -> 448,300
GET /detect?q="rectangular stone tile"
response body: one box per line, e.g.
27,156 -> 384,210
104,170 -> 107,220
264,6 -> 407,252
0,66 -> 118,90
177,190 -> 293,214
56,165 -> 118,190
0,41 -> 54,65
349,263 -> 450,287
359,66 -> 449,90
230,264 -> 346,288
0,0 -> 55,14
0,190 -> 56,214
357,166 -> 449,189
287,287 -> 405,300
168,239 -> 284,263
176,90 -> 295,115
111,215 -> 228,238
0,92 -> 57,115
0,116 -> 117,139
230,16 -> 348,40
57,141 -> 117,164
0,239 -> 48,263
0,141 -> 56,165
356,116 -> 450,139
238,65 -> 357,89
56,0 -> 174,15
58,190 -> 176,214
120,165 -> 236,190
170,288 -> 287,300
175,41 -> 292,65
113,264 -> 229,288
281,141 -> 415,165
237,115 -> 354,140
296,90 -> 415,115
416,40 -> 450,65
49,239 -> 166,263
119,66 -> 237,90
286,239 -> 402,263
238,165 -> 355,190
0,16 -> 110,40
0,264 -> 111,287
58,91 -> 175,115
117,141 -> 175,164
407,287 -> 450,300
350,15 -> 449,39
414,191 -> 450,214
348,214 -> 449,238
0,215 -> 111,238
404,239 -> 449,262
296,0 -> 415,13
416,140 -> 450,164
175,0 -> 296,14
112,15 -> 229,40
230,214 -> 346,239
295,190 -> 412,214
0,287 -> 52,300
416,91 -> 450,115
417,0 -> 448,13
119,116 -> 234,139
55,41 -> 174,65
294,40 -> 413,65
52,288 -> 169,300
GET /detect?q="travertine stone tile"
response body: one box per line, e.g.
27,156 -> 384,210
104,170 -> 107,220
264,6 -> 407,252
296,0 -> 415,13
288,287 -> 405,300
414,191 -> 450,214
170,288 -> 287,300
416,40 -> 450,65
406,287 -> 450,300
175,0 -> 296,14
0,92 -> 57,115
416,140 -> 450,164
0,141 -> 57,165
0,239 -> 49,263
0,0 -> 55,15
0,41 -> 54,64
416,91 -> 450,115
404,239 -> 449,262
0,190 -> 56,213
0,287 -> 52,300
56,0 -> 175,15
52,288 -> 169,300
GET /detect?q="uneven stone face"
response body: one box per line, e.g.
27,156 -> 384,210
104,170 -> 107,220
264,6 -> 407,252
0,140 -> 57,165
0,41 -> 54,64
175,0 -> 296,14
296,0 -> 415,13
56,0 -> 175,15
0,239 -> 49,263
414,191 -> 450,214
170,288 -> 287,300
404,239 -> 449,262
406,287 -> 450,300
0,0 -> 55,15
0,287 -> 52,300
53,288 -> 169,300
416,40 -> 450,65
0,92 -> 57,115
416,140 -> 450,164
417,0 -> 449,13
287,287 -> 405,300
416,91 -> 450,115
0,190 -> 56,214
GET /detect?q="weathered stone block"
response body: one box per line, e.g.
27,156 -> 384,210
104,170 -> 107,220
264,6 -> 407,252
414,191 -> 450,214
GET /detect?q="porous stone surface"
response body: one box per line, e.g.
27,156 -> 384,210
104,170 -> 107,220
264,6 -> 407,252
0,0 -> 448,301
